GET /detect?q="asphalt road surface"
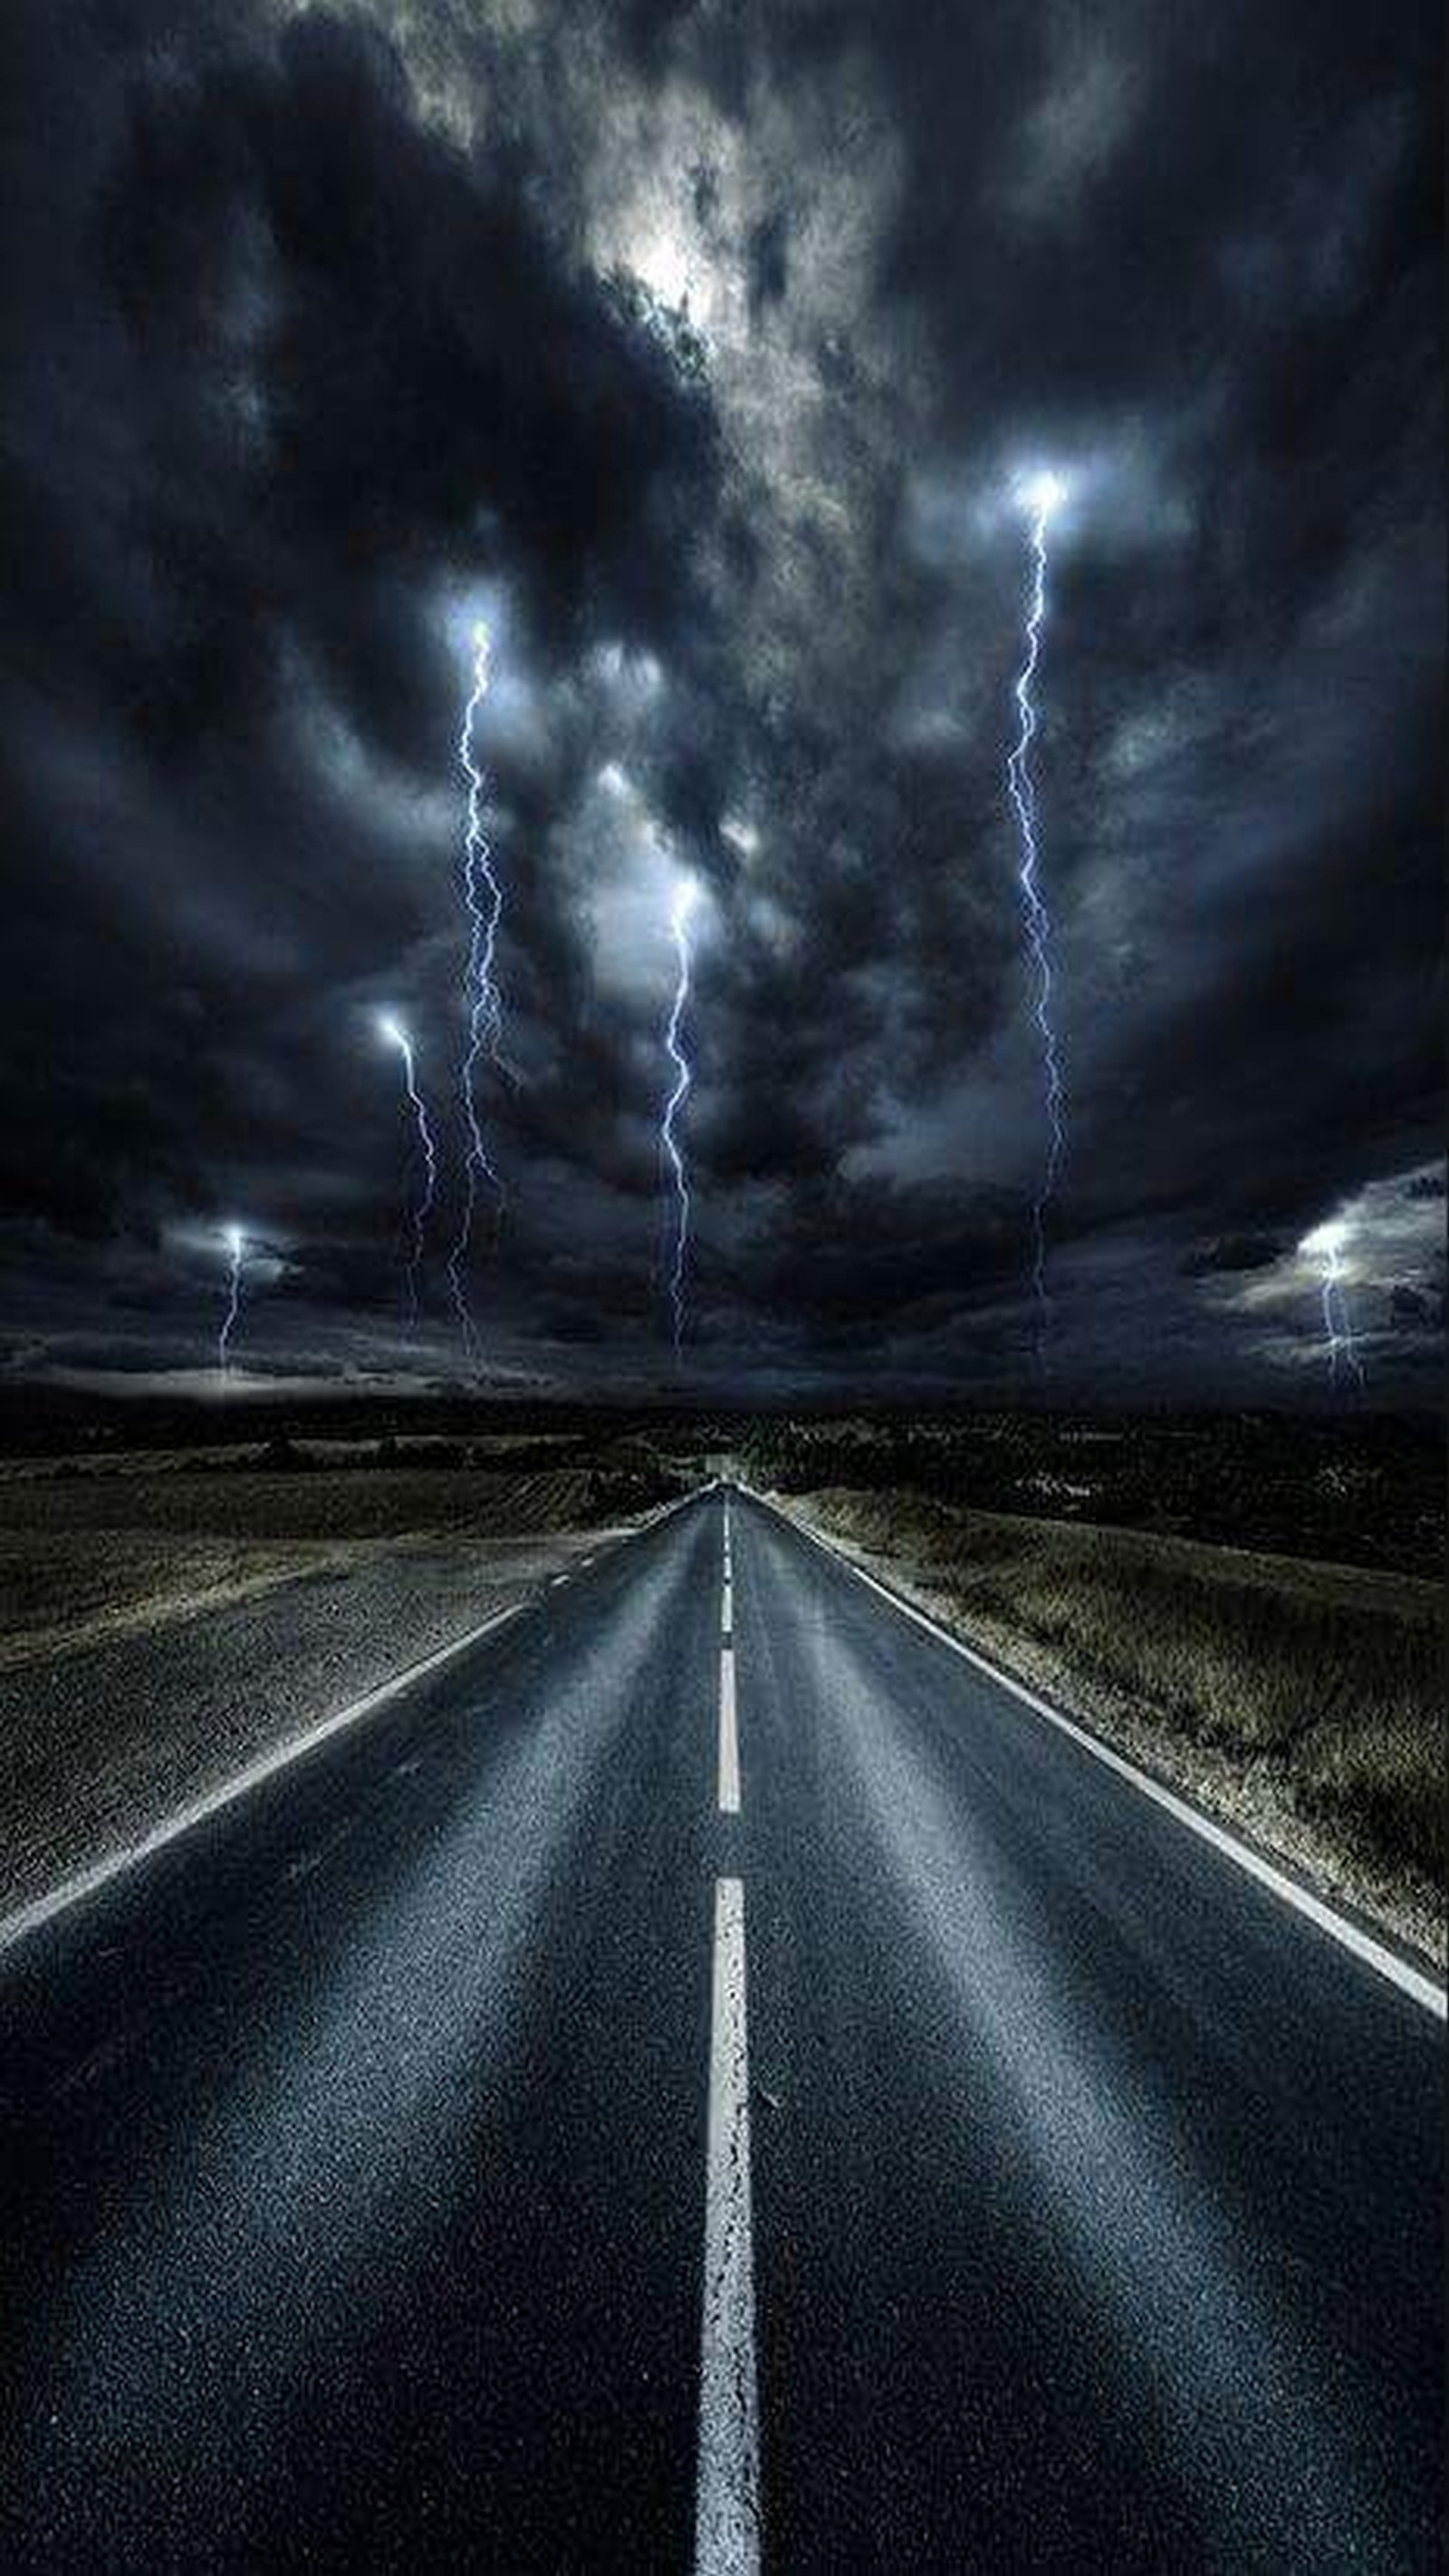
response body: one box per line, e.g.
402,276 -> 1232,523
2,1487 -> 1442,2571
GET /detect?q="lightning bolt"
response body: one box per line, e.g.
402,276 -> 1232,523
660,876 -> 699,1360
446,622 -> 507,1362
379,1014 -> 438,1321
217,1226 -> 244,1377
1305,1219 -> 1366,1391
1006,469 -> 1069,1365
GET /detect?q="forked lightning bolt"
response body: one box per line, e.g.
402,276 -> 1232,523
217,1226 -> 245,1376
379,1014 -> 438,1322
1302,1218 -> 1366,1391
660,877 -> 699,1360
447,622 -> 506,1361
1006,469 -> 1069,1366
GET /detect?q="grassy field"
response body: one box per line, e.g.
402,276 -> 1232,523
0,1432 -> 679,1671
788,1485 -> 1444,1958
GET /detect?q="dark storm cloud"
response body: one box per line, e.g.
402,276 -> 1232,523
1390,1284 -> 1437,1327
1182,1237 -> 1285,1281
0,0 -> 1442,1400
60,7 -> 717,749
744,210 -> 790,322
1,0 -> 719,1318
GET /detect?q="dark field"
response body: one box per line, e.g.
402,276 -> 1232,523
2,1389 -> 1438,1571
730,1407 -> 1444,1578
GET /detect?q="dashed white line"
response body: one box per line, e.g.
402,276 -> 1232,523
717,1648 -> 741,1814
695,1877 -> 761,2575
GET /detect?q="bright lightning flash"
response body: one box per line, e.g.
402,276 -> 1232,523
1006,467 -> 1069,1365
447,622 -> 507,1360
217,1226 -> 245,1376
660,875 -> 699,1360
1300,1217 -> 1366,1391
379,1014 -> 438,1321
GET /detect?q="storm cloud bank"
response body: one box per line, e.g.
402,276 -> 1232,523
2,0 -> 1442,1400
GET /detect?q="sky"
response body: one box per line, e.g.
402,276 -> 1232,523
2,0 -> 1443,1406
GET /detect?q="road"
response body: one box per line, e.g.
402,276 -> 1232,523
1,1487 -> 1442,2570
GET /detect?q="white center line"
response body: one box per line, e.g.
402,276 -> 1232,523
695,1877 -> 761,2575
717,1648 -> 741,1814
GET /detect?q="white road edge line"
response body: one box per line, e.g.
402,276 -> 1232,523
696,1876 -> 762,2575
718,1647 -> 741,1815
0,1485 -> 707,1961
0,1602 -> 518,1958
738,1483 -> 1446,2023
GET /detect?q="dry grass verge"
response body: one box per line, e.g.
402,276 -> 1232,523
0,1456 -> 671,1671
788,1486 -> 1444,1965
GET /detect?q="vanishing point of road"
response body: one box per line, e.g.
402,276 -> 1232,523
2,1487 -> 1442,2570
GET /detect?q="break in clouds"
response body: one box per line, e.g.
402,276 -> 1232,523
1,0 -> 1442,1401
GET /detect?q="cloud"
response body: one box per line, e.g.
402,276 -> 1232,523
1182,1235 -> 1285,1279
0,0 -> 1441,1404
